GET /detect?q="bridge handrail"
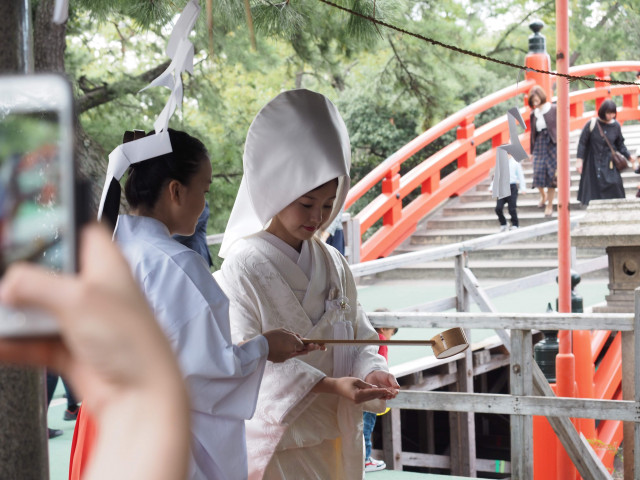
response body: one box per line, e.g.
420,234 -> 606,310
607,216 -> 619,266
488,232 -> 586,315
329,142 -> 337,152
347,61 -> 640,262
364,301 -> 640,479
344,79 -> 535,210
350,216 -> 581,277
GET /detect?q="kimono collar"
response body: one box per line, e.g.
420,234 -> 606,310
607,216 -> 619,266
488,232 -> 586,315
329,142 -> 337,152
256,231 -> 312,279
116,214 -> 171,239
219,89 -> 351,258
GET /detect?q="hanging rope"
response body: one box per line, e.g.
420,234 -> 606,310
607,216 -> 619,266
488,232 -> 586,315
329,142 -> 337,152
317,0 -> 640,87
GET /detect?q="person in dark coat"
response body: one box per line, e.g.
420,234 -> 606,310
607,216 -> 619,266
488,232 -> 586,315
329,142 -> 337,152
576,99 -> 633,206
528,85 -> 558,217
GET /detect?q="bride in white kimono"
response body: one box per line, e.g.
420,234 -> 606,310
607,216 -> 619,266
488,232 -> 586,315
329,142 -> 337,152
216,90 -> 400,479
84,128 -> 312,480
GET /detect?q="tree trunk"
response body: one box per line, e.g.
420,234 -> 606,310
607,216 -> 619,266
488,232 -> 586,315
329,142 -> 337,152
0,2 -> 28,72
33,0 -> 66,72
0,2 -> 51,478
31,0 -> 107,215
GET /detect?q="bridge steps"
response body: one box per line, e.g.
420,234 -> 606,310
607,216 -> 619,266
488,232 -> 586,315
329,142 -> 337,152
382,124 -> 640,280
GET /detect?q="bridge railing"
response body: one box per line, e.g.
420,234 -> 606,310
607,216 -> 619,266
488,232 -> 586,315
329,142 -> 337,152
347,61 -> 640,262
353,218 -> 627,477
366,304 -> 639,480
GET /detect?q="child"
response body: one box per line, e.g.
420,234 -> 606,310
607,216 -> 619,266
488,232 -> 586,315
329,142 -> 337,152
492,155 -> 526,231
216,89 -> 399,479
363,319 -> 397,473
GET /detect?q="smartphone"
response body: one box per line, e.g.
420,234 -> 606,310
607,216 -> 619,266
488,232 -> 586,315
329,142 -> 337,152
0,74 -> 75,336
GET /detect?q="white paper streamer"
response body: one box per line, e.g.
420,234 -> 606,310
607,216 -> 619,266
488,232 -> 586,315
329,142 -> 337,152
492,107 -> 528,199
53,0 -> 69,24
97,0 -> 201,220
140,0 -> 201,133
97,131 -> 172,220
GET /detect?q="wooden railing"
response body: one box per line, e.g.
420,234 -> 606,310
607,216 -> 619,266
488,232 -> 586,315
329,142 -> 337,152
346,61 -> 640,262
351,219 -> 627,478
366,306 -> 638,480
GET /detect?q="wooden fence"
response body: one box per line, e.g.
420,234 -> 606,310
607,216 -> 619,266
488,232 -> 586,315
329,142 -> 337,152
350,218 -> 632,479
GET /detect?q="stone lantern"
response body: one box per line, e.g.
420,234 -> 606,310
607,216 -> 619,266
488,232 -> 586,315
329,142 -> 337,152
572,198 -> 640,479
572,198 -> 640,313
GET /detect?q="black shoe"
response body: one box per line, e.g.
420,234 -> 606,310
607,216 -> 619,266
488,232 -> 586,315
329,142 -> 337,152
48,428 -> 63,439
635,166 -> 640,174
63,406 -> 79,421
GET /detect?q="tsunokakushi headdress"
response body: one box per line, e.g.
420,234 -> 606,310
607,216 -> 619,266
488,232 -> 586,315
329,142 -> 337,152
219,89 -> 352,257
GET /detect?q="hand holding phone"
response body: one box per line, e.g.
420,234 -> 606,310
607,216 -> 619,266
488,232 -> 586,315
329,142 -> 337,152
0,74 -> 76,336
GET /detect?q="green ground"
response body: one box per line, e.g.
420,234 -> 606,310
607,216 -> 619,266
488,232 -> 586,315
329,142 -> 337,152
47,278 -> 610,479
47,381 -> 75,480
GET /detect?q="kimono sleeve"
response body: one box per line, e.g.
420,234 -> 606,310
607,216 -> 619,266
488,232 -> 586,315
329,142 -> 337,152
219,252 -> 327,426
338,253 -> 388,381
146,251 -> 268,420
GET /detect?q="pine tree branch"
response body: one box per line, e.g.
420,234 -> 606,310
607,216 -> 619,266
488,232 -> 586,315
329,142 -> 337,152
214,172 -> 243,182
595,1 -> 620,29
387,36 -> 428,100
76,60 -> 171,113
244,0 -> 258,50
111,21 -> 128,57
486,0 -> 553,57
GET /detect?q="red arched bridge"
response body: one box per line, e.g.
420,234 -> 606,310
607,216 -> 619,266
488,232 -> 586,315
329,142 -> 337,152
346,61 -> 640,262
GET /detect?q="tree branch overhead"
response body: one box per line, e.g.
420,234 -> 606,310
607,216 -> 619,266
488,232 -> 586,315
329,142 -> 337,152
77,60 -> 171,113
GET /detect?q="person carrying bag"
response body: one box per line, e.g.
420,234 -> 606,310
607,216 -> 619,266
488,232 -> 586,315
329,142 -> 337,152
576,99 -> 632,205
596,120 -> 629,171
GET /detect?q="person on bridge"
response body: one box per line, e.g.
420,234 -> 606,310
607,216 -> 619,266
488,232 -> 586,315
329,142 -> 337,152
528,85 -> 557,218
490,154 -> 527,231
216,89 -> 399,480
576,99 -> 632,205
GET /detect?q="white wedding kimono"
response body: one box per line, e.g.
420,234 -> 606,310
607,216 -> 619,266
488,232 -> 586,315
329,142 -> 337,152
216,232 -> 388,480
115,215 -> 268,480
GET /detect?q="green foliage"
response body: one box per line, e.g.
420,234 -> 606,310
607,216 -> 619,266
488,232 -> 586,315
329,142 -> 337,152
59,0 -> 640,246
73,0 -> 175,27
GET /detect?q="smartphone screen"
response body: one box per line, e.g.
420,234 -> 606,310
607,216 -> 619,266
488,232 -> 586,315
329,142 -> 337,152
0,75 -> 74,335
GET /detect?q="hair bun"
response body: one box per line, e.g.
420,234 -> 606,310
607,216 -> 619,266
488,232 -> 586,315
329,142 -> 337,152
122,130 -> 147,144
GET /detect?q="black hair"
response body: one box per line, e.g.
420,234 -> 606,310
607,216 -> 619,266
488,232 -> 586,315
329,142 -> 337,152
598,99 -> 617,121
309,178 -> 339,193
124,128 -> 209,210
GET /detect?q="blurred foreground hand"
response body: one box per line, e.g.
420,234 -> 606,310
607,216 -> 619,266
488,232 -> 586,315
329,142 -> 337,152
0,224 -> 190,480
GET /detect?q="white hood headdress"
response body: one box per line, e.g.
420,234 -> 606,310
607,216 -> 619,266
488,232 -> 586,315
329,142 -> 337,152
219,89 -> 351,257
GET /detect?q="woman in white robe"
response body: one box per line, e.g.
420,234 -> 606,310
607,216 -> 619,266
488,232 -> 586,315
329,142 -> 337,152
86,129 -> 310,480
216,90 -> 399,480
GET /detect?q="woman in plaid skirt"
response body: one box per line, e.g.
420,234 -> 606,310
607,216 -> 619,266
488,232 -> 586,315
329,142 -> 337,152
528,86 -> 557,217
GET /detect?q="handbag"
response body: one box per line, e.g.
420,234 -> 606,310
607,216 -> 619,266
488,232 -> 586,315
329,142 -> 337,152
596,120 -> 628,171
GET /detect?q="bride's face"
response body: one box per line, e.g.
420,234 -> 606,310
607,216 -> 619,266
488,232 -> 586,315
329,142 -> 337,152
267,180 -> 338,251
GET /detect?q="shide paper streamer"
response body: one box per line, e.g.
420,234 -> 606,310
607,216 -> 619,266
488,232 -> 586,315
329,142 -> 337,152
139,0 -> 200,133
492,107 -> 528,199
53,0 -> 69,24
94,0 -> 202,220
